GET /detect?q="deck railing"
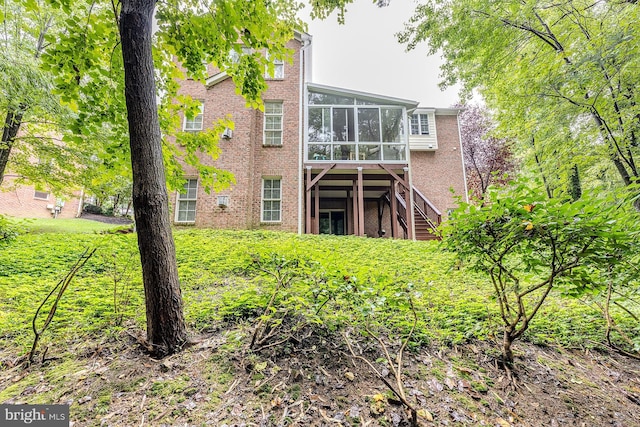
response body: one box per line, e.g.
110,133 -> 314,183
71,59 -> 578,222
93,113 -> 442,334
383,186 -> 442,239
412,187 -> 442,230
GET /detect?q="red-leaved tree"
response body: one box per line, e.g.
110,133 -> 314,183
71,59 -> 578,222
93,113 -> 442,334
458,104 -> 516,199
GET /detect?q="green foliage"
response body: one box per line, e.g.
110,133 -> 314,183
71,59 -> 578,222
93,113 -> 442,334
0,0 -> 81,191
400,0 -> 640,199
443,179 -> 637,360
0,214 -> 19,244
0,228 -> 632,358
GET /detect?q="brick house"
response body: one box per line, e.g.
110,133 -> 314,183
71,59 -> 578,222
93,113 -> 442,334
0,174 -> 83,219
172,32 -> 467,240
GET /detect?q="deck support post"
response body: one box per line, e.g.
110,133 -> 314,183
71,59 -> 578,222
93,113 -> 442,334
314,182 -> 320,234
390,178 -> 399,239
305,166 -> 312,234
352,181 -> 358,236
357,167 -> 364,236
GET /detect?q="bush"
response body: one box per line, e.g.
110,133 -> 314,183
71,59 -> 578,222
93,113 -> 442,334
83,204 -> 103,215
0,215 -> 18,244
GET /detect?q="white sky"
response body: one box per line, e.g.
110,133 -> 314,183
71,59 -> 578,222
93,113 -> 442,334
302,0 -> 461,108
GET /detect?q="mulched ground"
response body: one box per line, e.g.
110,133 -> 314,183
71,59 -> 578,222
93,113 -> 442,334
80,213 -> 134,225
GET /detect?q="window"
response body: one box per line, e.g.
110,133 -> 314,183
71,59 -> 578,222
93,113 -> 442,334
229,45 -> 252,64
34,190 -> 49,200
410,113 -> 429,135
176,179 -> 198,223
265,52 -> 284,79
183,103 -> 204,132
264,101 -> 283,146
261,178 -> 281,222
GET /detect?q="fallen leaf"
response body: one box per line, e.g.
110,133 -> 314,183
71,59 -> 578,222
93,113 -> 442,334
458,379 -> 470,392
417,408 -> 433,421
444,377 -> 457,390
496,417 -> 511,427
271,396 -> 283,408
372,393 -> 385,402
344,371 -> 355,381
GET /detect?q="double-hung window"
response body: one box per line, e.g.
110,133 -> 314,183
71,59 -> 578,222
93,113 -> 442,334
264,101 -> 283,146
410,113 -> 429,135
183,103 -> 204,132
265,51 -> 284,79
261,178 -> 282,222
176,179 -> 198,223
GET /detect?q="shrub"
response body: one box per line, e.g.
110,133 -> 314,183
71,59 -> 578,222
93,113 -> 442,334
443,180 -> 632,366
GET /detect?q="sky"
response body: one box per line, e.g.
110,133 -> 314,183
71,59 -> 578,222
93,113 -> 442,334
302,0 -> 461,108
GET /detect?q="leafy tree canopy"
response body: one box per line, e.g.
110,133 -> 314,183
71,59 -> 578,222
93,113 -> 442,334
0,0 -> 79,192
399,0 -> 640,202
38,0 -> 305,194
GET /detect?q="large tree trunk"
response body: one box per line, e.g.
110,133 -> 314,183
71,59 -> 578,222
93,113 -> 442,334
0,107 -> 26,186
119,0 -> 187,356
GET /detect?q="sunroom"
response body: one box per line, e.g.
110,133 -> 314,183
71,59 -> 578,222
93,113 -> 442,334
303,83 -> 419,238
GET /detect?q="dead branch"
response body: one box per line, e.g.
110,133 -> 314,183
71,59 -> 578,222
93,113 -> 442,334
28,248 -> 97,364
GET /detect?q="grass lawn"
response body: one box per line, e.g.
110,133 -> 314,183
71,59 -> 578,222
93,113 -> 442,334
15,217 -> 126,234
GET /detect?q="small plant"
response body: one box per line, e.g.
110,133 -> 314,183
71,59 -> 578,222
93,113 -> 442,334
344,286 -> 426,427
247,253 -> 324,351
100,248 -> 138,326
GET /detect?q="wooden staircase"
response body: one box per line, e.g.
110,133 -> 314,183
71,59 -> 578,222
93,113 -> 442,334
414,206 -> 440,240
384,186 -> 442,241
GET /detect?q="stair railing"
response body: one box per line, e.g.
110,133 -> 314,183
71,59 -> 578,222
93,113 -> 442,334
412,187 -> 442,232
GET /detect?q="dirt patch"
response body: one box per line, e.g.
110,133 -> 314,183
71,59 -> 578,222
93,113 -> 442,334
80,213 -> 133,225
1,327 -> 639,426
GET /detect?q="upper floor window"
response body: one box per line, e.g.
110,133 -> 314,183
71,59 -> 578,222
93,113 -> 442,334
410,113 -> 429,135
183,103 -> 204,132
229,45 -> 253,64
265,52 -> 284,79
175,179 -> 198,223
264,101 -> 283,146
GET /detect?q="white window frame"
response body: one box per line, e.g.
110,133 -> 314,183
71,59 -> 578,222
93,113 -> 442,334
183,103 -> 204,132
34,190 -> 50,200
265,51 -> 284,79
261,177 -> 282,222
263,101 -> 283,146
175,179 -> 198,223
229,45 -> 252,64
410,113 -> 429,135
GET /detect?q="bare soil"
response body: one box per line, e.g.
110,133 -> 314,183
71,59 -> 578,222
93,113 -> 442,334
80,213 -> 133,225
2,326 -> 639,426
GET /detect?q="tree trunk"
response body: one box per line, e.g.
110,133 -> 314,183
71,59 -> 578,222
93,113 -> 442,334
119,0 -> 187,356
502,329 -> 514,366
0,107 -> 26,186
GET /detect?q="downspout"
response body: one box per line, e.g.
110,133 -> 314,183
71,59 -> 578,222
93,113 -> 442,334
456,110 -> 469,204
297,34 -> 311,234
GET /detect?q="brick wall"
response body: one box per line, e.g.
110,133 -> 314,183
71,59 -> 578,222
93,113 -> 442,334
173,39 -> 303,232
410,114 -> 467,218
0,176 -> 82,219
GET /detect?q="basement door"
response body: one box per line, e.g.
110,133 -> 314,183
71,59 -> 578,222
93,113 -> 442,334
319,210 -> 345,235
